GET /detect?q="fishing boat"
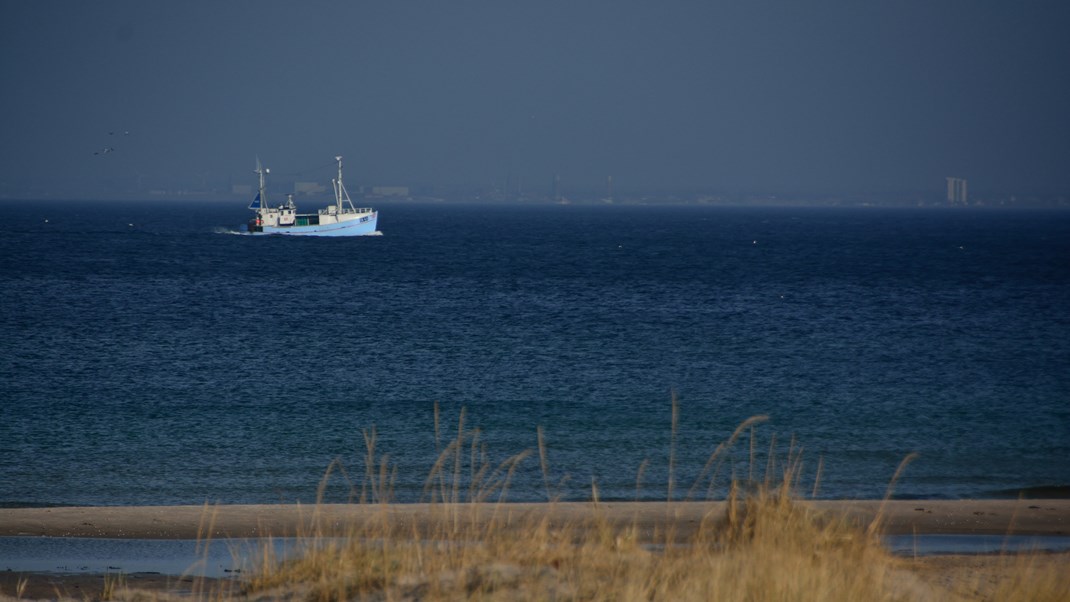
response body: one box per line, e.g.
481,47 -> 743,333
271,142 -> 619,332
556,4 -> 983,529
243,156 -> 378,236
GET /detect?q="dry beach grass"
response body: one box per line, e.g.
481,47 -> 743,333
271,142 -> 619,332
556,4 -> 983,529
2,407 -> 1068,600
4,501 -> 1067,601
242,492 -> 924,601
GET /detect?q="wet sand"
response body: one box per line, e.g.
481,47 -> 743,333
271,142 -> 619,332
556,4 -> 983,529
0,572 -> 227,601
1,499 -> 1068,540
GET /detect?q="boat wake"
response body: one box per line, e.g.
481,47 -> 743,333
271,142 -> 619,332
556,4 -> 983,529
213,227 -> 381,237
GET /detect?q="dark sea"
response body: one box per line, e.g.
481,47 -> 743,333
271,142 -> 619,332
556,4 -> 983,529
1,200 -> 1068,507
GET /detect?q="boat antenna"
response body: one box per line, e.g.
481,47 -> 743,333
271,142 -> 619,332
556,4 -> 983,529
255,156 -> 269,208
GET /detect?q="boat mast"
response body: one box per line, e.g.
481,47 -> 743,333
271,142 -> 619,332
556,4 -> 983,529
334,155 -> 345,213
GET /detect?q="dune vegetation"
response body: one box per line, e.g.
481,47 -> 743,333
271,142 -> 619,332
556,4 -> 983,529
226,404 -> 1068,601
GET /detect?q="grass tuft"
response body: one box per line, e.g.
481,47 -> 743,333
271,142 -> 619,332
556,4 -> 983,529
100,571 -> 125,601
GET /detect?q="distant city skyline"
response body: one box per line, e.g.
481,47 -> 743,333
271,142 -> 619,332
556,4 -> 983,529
2,1 -> 1069,202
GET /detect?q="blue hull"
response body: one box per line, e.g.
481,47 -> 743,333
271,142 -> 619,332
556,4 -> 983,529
250,213 -> 378,237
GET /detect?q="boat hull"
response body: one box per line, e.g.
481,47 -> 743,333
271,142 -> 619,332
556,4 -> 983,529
249,213 -> 378,237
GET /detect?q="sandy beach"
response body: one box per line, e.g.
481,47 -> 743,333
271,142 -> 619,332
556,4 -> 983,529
2,500 -> 1067,600
2,499 -> 1068,540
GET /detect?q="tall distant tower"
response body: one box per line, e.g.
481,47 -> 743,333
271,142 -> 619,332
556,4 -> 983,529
946,177 -> 968,205
552,174 -> 562,202
605,175 -> 613,203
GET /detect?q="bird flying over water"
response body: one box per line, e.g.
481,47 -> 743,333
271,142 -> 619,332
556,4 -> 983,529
94,129 -> 129,155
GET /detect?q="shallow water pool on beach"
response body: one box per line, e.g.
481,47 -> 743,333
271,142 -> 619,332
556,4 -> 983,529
2,535 -> 1069,577
883,534 -> 1070,556
0,536 -> 294,578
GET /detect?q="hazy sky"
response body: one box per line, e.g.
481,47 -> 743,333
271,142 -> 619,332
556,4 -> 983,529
2,1 -> 1069,198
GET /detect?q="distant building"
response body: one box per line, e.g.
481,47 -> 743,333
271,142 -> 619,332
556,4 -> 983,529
371,186 -> 409,197
946,177 -> 968,205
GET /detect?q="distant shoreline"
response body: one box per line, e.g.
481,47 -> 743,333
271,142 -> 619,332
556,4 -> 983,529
2,500 -> 1067,541
3,196 -> 1070,208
